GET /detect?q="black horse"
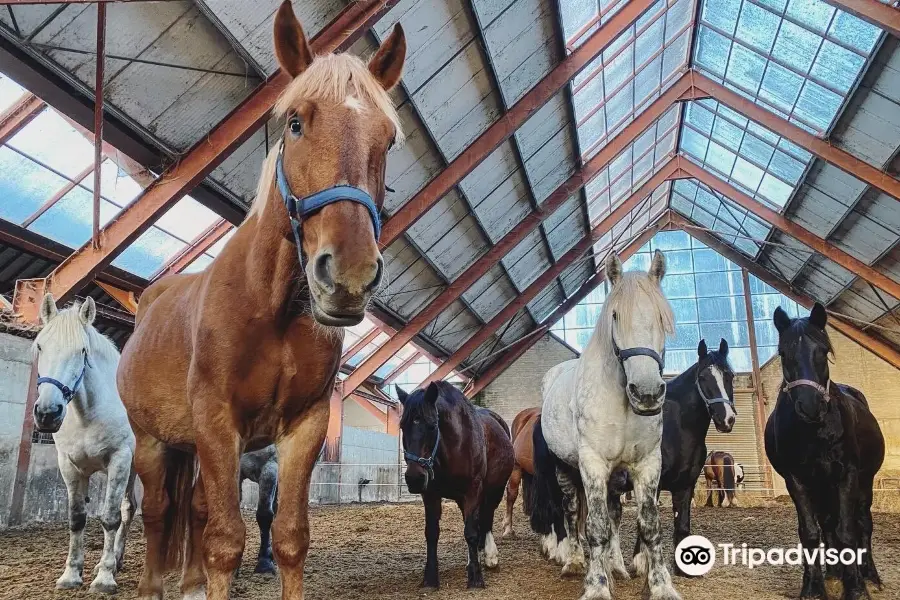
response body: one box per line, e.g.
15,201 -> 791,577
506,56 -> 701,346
533,339 -> 737,577
238,445 -> 279,574
765,303 -> 884,600
397,381 -> 514,589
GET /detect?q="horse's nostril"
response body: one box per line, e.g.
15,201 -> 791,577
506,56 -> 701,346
655,383 -> 665,399
314,252 -> 335,292
627,383 -> 638,397
53,404 -> 64,417
367,256 -> 384,292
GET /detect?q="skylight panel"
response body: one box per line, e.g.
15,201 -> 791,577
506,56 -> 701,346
0,146 -> 67,224
8,110 -> 92,179
0,75 -> 25,112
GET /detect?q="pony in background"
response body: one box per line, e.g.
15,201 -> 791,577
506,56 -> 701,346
33,294 -> 136,595
532,251 -> 680,600
397,382 -> 513,589
703,451 -> 741,507
765,303 -> 884,600
502,406 -> 541,538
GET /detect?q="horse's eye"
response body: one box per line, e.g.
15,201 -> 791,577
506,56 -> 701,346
36,344 -> 41,353
288,117 -> 302,136
413,418 -> 420,425
388,137 -> 396,150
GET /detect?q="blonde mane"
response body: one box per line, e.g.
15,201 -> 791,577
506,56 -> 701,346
249,52 -> 404,220
33,302 -> 120,365
588,270 -> 675,357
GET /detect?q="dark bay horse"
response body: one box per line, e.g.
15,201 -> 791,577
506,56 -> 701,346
501,406 -> 540,538
703,450 -> 743,507
396,382 -> 514,589
239,446 -> 279,575
765,303 -> 884,600
117,3 -> 407,598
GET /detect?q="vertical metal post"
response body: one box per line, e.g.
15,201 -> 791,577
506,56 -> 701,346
741,268 -> 773,496
92,2 -> 106,250
8,360 -> 39,526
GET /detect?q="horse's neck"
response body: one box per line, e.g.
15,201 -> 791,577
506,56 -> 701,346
669,365 -> 709,429
241,190 -> 309,317
580,334 -> 624,391
69,353 -> 120,421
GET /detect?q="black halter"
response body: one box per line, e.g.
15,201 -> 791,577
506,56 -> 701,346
695,365 -> 735,413
611,334 -> 666,375
275,142 -> 381,267
37,352 -> 88,404
404,426 -> 441,487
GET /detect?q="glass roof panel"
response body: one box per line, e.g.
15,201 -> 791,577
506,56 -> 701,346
0,75 -> 24,112
30,185 -> 120,248
680,99 -> 815,209
156,198 -> 221,242
694,0 -> 883,135
8,110 -> 93,179
0,146 -> 68,224
112,227 -> 188,279
80,159 -> 143,207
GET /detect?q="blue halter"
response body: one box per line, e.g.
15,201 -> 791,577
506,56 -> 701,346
275,144 -> 382,265
37,352 -> 88,404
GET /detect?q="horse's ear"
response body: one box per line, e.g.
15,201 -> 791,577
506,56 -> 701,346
773,306 -> 792,333
424,381 -> 439,406
809,302 -> 827,330
273,0 -> 313,78
395,385 -> 408,406
697,339 -> 708,358
369,24 -> 406,91
39,293 -> 57,325
79,296 -> 96,325
719,338 -> 729,356
605,252 -> 623,286
649,249 -> 666,284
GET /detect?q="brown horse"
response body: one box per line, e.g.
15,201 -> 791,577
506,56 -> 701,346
703,451 -> 743,508
501,406 -> 540,538
116,3 -> 406,599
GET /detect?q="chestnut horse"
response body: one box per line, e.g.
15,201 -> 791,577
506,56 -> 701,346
501,406 -> 540,538
116,3 -> 406,598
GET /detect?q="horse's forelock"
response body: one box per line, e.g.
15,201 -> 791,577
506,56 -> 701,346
33,302 -> 119,363
596,270 -> 675,342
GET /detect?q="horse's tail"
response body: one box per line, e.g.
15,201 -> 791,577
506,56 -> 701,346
163,449 -> 195,571
721,453 -> 736,492
529,418 -> 563,535
521,471 -> 534,516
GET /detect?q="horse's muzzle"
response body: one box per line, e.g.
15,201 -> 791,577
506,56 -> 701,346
33,403 -> 64,433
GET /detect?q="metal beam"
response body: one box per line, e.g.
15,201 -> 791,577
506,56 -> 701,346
341,76 -> 702,398
379,0 -> 657,245
152,219 -> 231,280
0,0 -> 180,4
382,350 -> 422,385
669,211 -> 900,370
341,326 -> 382,363
10,0 -> 397,322
0,92 -> 43,144
91,1 -> 106,250
95,280 -> 138,314
465,215 -> 667,397
690,70 -> 900,202
675,157 -> 900,301
421,167 -> 677,388
821,0 -> 900,38
22,163 -> 93,228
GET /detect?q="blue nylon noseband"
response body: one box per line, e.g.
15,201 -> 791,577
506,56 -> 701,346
275,145 -> 381,264
37,353 -> 88,404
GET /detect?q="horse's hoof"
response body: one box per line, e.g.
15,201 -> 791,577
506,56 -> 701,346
501,527 -> 514,539
466,578 -> 486,589
254,559 -> 277,575
56,577 -> 83,590
561,560 -> 585,577
578,586 -> 612,600
611,564 -> 630,581
89,579 -> 118,595
649,586 -> 682,600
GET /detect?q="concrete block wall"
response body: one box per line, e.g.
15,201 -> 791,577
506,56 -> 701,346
759,325 -> 900,496
475,333 -> 578,424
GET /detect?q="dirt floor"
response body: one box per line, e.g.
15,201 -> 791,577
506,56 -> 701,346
1,501 -> 898,600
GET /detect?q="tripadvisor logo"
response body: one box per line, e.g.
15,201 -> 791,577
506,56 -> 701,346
675,535 -> 867,576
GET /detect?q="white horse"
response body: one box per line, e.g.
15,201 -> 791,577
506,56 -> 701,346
33,294 -> 137,595
538,251 -> 679,600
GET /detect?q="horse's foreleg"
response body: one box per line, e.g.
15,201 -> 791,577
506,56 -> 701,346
193,411 -> 244,600
254,461 -> 278,575
556,467 -> 585,577
502,466 -> 520,538
578,453 -> 613,600
704,476 -> 713,507
422,492 -> 442,589
785,475 -> 826,599
57,458 -> 88,590
632,456 -> 680,600
671,486 -> 693,577
114,464 -> 138,571
858,480 -> 881,589
273,398 -> 328,600
90,448 -> 133,595
607,492 -> 629,581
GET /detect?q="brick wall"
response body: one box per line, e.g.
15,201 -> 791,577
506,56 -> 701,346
759,324 -> 900,495
475,333 -> 578,424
